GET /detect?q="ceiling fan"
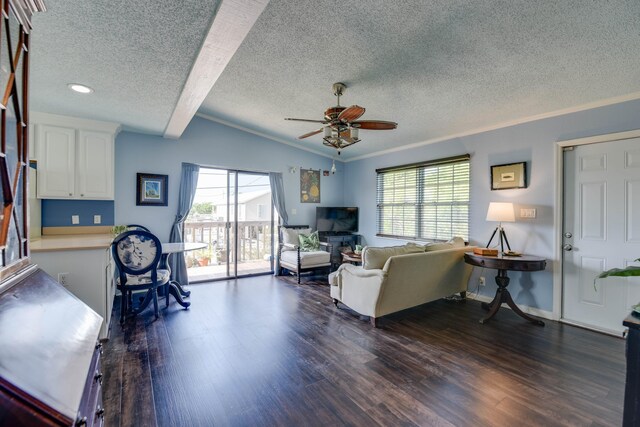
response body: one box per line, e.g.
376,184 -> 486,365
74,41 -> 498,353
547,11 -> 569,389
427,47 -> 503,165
285,82 -> 397,154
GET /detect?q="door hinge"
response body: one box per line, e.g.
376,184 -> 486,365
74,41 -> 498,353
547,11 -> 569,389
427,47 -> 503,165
563,146 -> 575,152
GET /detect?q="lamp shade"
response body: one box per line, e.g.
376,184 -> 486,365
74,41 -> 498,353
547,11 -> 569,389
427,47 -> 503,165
486,202 -> 515,222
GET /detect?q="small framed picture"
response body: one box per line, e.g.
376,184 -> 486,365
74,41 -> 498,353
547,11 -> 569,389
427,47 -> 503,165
136,173 -> 168,206
491,162 -> 527,190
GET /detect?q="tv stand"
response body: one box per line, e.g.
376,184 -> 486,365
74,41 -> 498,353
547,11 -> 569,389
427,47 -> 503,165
319,233 -> 360,270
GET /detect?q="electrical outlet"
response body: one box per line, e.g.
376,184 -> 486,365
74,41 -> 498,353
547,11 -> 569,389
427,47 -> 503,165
58,272 -> 69,286
479,276 -> 485,286
71,215 -> 80,225
94,215 -> 101,224
291,208 -> 297,215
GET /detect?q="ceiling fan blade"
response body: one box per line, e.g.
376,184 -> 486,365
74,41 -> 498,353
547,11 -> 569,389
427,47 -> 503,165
351,120 -> 398,130
285,118 -> 328,124
298,128 -> 323,139
338,105 -> 366,123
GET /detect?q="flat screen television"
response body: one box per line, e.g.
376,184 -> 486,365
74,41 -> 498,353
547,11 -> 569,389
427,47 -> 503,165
316,207 -> 359,234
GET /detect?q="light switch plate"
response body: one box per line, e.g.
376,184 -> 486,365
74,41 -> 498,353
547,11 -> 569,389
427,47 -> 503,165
71,215 -> 80,225
291,208 -> 297,215
520,208 -> 537,218
94,215 -> 101,224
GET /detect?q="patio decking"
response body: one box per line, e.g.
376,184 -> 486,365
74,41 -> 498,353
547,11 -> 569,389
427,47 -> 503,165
187,259 -> 272,281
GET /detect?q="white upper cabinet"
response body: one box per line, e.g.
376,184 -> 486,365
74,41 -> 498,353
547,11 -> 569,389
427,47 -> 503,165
77,130 -> 114,199
32,113 -> 120,200
36,125 -> 76,198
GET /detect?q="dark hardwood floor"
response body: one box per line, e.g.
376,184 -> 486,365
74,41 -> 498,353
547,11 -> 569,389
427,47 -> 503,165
103,275 -> 625,426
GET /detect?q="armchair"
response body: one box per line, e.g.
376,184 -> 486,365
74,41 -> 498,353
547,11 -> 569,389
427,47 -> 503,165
277,225 -> 332,284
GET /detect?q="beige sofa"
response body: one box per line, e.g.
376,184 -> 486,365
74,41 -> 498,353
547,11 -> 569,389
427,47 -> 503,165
329,239 -> 475,326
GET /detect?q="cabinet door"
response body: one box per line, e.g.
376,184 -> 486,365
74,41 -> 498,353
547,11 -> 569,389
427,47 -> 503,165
36,125 -> 76,198
77,131 -> 114,200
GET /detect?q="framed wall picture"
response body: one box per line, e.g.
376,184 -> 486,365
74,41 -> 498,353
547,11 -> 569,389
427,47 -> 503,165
300,168 -> 320,203
136,173 -> 169,206
491,162 -> 527,190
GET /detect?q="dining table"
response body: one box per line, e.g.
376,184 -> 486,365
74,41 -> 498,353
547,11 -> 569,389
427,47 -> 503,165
159,242 -> 207,308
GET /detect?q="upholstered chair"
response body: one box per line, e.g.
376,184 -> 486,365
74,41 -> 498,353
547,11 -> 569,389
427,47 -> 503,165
111,230 -> 169,323
277,225 -> 332,284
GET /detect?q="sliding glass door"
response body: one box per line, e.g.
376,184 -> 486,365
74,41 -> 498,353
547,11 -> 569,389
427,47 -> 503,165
185,168 -> 275,281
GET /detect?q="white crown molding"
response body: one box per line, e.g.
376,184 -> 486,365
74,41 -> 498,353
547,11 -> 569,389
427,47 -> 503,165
31,111 -> 121,135
344,91 -> 640,162
195,112 -> 339,160
164,0 -> 270,139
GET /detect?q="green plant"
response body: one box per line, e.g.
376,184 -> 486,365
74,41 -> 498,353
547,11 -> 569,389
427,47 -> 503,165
112,225 -> 128,236
595,258 -> 640,289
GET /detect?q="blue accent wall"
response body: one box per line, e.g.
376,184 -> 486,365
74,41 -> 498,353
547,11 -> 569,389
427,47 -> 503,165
114,116 -> 345,241
344,98 -> 640,313
41,200 -> 115,227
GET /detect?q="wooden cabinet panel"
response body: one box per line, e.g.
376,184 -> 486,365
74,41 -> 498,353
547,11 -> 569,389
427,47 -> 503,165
0,268 -> 103,426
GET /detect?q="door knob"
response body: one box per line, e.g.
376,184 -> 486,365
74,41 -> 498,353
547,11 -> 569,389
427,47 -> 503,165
563,244 -> 573,251
564,232 -> 572,238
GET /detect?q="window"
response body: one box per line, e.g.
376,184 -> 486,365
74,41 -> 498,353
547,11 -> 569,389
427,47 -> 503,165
257,204 -> 266,219
376,155 -> 470,241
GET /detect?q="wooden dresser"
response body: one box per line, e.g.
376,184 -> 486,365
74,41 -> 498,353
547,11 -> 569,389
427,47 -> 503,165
0,267 -> 104,426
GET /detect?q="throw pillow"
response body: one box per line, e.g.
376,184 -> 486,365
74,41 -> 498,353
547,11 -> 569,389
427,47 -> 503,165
298,231 -> 320,252
282,227 -> 312,250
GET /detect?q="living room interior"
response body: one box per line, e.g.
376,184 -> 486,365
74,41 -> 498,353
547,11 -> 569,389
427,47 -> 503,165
2,1 -> 640,426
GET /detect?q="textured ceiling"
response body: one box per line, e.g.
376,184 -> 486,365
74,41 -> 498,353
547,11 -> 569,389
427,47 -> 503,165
30,0 -> 220,134
199,0 -> 640,159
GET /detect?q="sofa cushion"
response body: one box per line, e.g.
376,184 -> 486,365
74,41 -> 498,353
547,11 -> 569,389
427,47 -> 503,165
281,250 -> 330,267
282,227 -> 312,251
298,231 -> 320,251
425,236 -> 466,251
362,243 -> 424,270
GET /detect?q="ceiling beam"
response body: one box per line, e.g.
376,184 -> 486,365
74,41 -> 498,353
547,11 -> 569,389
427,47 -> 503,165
164,0 -> 269,139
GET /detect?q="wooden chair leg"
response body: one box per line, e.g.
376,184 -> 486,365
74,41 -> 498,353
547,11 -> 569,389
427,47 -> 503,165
166,284 -> 170,307
119,290 -> 126,324
152,289 -> 159,319
460,291 -> 467,302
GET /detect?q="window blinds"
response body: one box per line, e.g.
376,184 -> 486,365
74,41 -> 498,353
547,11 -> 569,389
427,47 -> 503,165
376,155 -> 470,241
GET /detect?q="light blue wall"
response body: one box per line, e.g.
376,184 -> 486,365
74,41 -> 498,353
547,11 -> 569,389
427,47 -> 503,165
114,116 -> 345,241
344,98 -> 640,312
41,200 -> 114,227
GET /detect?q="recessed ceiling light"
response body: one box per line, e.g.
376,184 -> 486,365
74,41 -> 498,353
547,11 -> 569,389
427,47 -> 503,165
67,83 -> 94,94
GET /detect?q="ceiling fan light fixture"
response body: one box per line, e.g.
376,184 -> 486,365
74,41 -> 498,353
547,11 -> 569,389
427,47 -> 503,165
287,82 -> 397,154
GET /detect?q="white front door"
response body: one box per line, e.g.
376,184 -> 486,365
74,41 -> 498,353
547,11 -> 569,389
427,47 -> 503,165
562,138 -> 640,334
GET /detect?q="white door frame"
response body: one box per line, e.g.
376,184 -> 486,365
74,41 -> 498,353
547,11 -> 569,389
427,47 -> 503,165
553,129 -> 640,321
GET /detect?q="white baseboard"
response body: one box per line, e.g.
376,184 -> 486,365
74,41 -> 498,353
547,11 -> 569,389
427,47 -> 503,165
470,294 -> 556,321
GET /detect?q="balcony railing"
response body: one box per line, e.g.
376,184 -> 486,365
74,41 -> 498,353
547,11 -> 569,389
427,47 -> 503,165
183,220 -> 274,267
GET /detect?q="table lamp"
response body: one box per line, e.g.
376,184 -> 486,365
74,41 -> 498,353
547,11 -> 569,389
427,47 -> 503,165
486,202 -> 515,254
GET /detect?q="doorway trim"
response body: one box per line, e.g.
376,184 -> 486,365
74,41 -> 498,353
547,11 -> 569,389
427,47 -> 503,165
553,129 -> 640,321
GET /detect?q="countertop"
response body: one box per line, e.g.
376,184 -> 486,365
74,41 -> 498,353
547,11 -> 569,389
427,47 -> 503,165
30,233 -> 113,252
